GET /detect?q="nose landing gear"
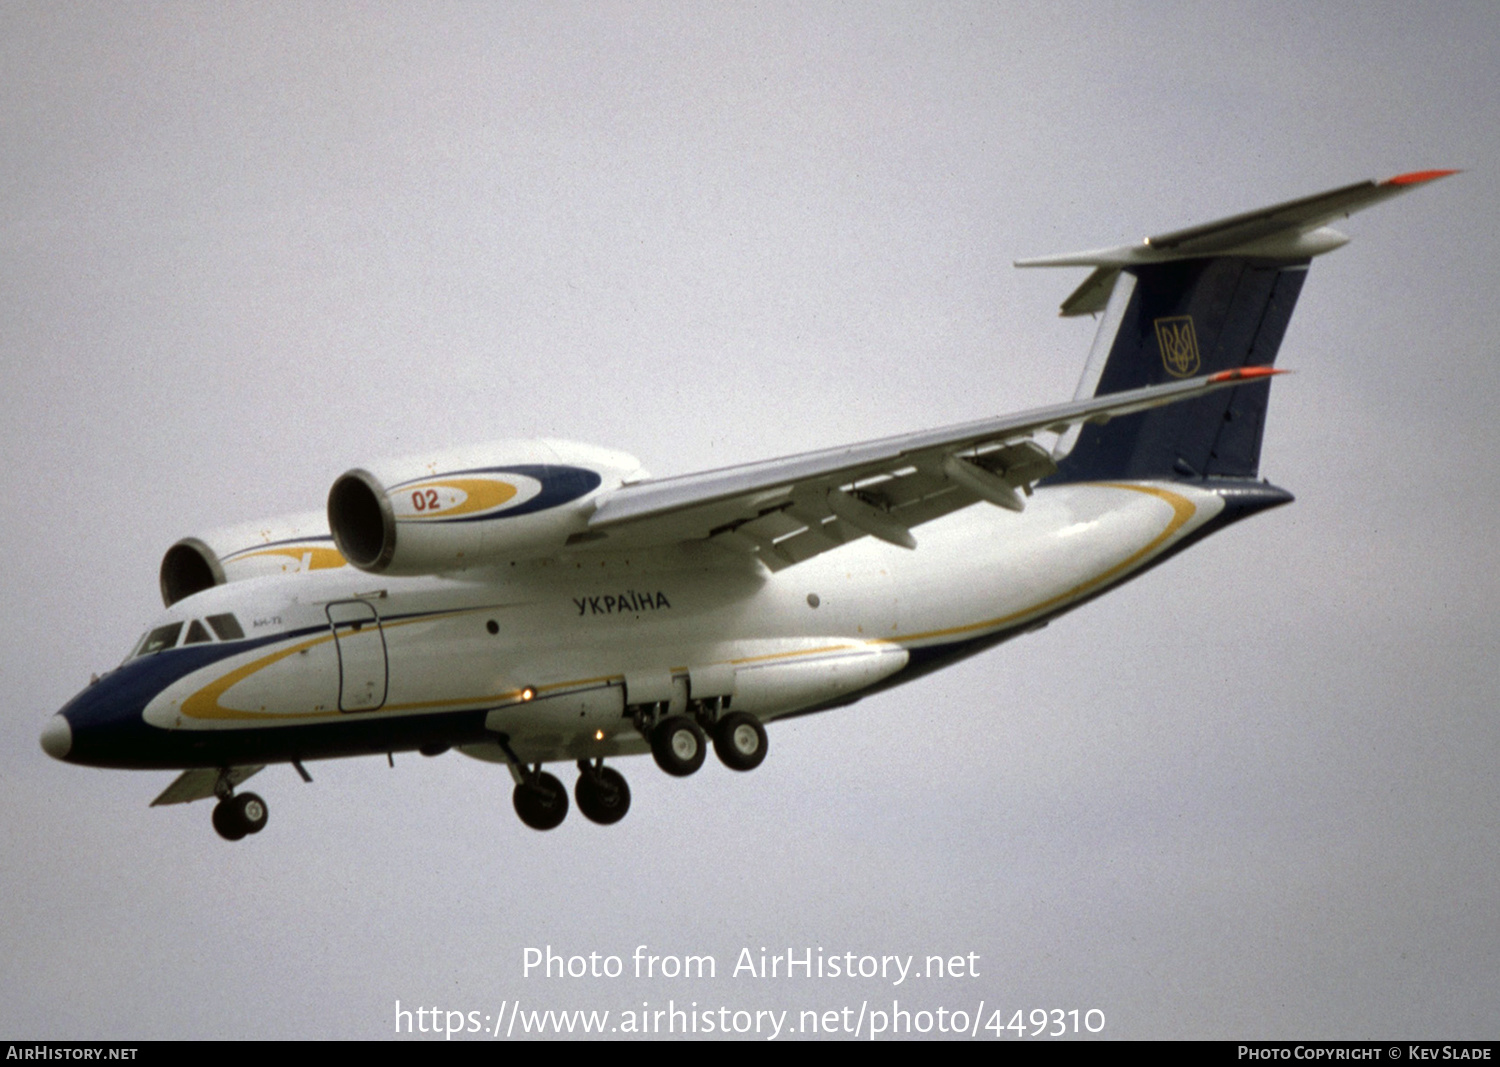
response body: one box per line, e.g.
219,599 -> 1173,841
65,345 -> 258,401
210,774 -> 269,842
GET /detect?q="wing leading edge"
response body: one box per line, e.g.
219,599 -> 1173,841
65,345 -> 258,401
583,367 -> 1283,570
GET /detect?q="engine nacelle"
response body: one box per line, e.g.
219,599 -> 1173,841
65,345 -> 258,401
159,511 -> 347,607
327,438 -> 644,576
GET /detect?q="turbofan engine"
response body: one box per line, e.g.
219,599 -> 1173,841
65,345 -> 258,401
326,438 -> 643,576
159,511 -> 345,607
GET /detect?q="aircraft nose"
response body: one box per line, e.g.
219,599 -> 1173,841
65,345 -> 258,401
40,715 -> 72,760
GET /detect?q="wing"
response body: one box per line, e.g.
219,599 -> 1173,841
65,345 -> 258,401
581,367 -> 1282,570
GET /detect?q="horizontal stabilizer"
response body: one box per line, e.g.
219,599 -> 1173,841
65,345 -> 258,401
1020,170 -> 1457,315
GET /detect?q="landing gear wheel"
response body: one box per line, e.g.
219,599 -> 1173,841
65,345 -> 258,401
212,799 -> 247,841
713,711 -> 768,771
232,792 -> 269,834
513,771 -> 569,830
651,716 -> 707,777
574,764 -> 631,825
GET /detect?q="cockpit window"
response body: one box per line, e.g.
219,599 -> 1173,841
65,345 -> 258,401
138,622 -> 183,657
123,631 -> 149,663
184,620 -> 212,645
207,613 -> 245,641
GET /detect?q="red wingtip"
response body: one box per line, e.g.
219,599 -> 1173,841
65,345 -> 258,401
1208,366 -> 1288,384
1383,169 -> 1460,186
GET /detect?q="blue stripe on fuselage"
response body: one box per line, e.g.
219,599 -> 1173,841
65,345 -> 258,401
57,627 -> 316,768
55,617 -> 500,770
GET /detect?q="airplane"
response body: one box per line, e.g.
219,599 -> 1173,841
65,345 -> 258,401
40,170 -> 1454,840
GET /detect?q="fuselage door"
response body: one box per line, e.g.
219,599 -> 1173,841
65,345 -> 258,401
326,600 -> 388,712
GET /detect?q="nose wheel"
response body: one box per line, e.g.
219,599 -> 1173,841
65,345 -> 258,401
211,791 -> 268,841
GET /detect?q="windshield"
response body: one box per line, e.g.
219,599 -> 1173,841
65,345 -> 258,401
137,622 -> 183,657
207,613 -> 244,640
122,631 -> 149,664
127,613 -> 246,660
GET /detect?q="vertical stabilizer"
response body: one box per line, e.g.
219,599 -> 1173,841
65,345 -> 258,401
1052,255 -> 1308,481
1017,171 -> 1456,483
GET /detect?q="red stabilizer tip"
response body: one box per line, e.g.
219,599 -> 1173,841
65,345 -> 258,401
1384,169 -> 1460,186
1209,366 -> 1287,383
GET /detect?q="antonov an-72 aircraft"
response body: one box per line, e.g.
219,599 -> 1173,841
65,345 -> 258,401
42,171 -> 1452,839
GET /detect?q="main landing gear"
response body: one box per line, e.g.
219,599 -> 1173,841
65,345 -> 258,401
650,716 -> 707,776
498,706 -> 770,831
211,774 -> 268,842
574,760 -> 630,825
644,703 -> 768,776
711,711 -> 768,772
509,760 -> 632,831
512,767 -> 569,831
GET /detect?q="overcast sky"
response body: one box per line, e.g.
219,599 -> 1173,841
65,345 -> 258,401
2,1 -> 1496,1040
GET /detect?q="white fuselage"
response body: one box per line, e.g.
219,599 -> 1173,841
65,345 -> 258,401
107,481 -> 1217,770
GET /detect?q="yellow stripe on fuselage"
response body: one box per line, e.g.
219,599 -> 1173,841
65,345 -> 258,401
900,483 -> 1197,644
179,631 -> 340,722
175,484 -> 1196,724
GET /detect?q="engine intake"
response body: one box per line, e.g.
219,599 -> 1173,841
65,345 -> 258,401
157,511 -> 343,606
159,538 -> 226,607
327,469 -> 396,571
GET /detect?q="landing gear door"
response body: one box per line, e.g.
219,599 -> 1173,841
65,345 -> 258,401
326,600 -> 388,712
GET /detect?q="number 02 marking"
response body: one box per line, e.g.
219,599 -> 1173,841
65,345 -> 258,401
411,489 -> 440,511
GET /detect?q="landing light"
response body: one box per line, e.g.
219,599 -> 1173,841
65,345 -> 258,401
594,730 -> 604,741
520,686 -> 536,702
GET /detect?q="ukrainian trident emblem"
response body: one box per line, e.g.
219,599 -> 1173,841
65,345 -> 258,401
1154,316 -> 1201,378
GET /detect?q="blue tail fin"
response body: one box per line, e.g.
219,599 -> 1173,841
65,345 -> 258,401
1019,171 -> 1456,484
1053,256 -> 1308,481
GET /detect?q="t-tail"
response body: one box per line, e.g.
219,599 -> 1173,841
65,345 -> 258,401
1020,171 -> 1456,499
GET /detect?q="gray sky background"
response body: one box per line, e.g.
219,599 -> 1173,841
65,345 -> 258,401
2,1 -> 1496,1040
